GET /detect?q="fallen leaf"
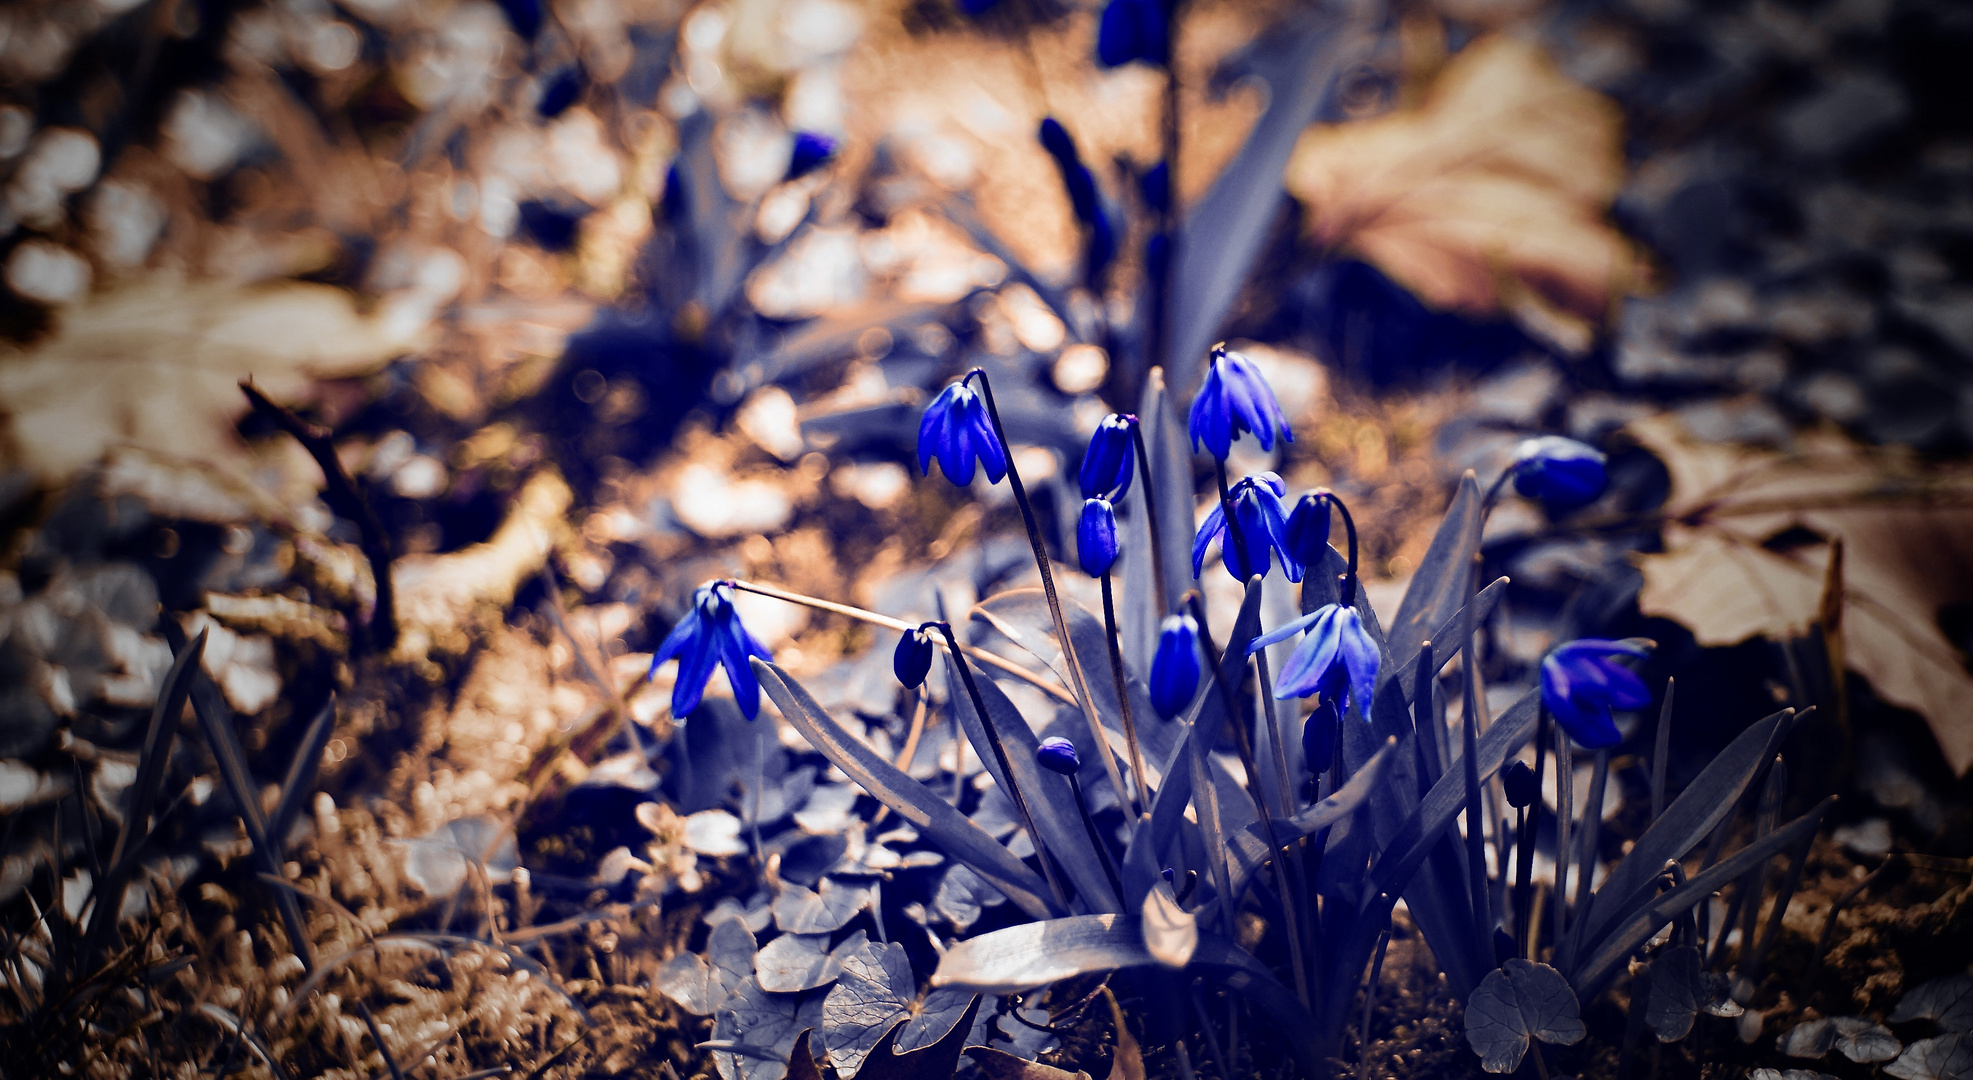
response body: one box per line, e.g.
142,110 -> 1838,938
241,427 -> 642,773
1631,414 -> 1973,774
0,276 -> 421,481
390,468 -> 573,662
1283,35 -> 1639,352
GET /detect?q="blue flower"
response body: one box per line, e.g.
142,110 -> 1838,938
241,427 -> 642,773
1254,603 -> 1380,718
1501,760 -> 1538,808
1078,498 -> 1120,577
1149,613 -> 1202,720
1540,639 -> 1650,749
786,132 -> 839,180
1097,0 -> 1168,67
1512,436 -> 1608,512
1080,414 -> 1136,500
648,582 -> 774,720
1036,736 -> 1080,775
1283,491 -> 1333,578
1189,346 -> 1292,460
917,380 -> 1008,486
1192,472 -> 1293,582
894,624 -> 937,689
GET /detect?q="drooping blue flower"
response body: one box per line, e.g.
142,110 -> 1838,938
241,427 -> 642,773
786,132 -> 839,180
917,380 -> 1008,486
1283,491 -> 1333,580
1080,414 -> 1136,500
1189,346 -> 1292,460
648,582 -> 774,720
1192,472 -> 1293,582
1078,498 -> 1120,577
1097,0 -> 1168,67
1512,436 -> 1609,512
1255,602 -> 1380,718
1149,613 -> 1202,720
1036,736 -> 1080,776
1302,698 -> 1340,777
1540,639 -> 1650,749
895,624 -> 937,689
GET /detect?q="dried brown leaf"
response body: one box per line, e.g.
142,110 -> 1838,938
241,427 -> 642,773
1284,35 -> 1639,351
1631,415 -> 1973,774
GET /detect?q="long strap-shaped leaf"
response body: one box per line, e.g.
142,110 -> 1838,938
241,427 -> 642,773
1569,797 -> 1835,998
1558,707 -> 1792,971
1385,472 -> 1483,674
1224,738 -> 1397,901
930,914 -> 1325,1079
755,659 -> 1059,920
950,653 -> 1121,913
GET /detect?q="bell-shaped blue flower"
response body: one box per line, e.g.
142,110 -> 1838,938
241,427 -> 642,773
786,132 -> 839,180
1080,414 -> 1136,500
1283,491 -> 1333,580
1097,0 -> 1168,67
1149,613 -> 1201,720
1512,436 -> 1608,512
1036,736 -> 1080,776
1189,346 -> 1292,460
648,582 -> 774,720
1302,699 -> 1340,777
1540,639 -> 1650,749
1255,602 -> 1379,718
1192,472 -> 1293,582
894,624 -> 937,689
1078,498 -> 1121,577
917,380 -> 1008,486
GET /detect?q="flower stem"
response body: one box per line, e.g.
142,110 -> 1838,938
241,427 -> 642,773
1212,460 -> 1257,580
1518,701 -> 1550,959
1126,421 -> 1171,618
1330,493 -> 1361,607
723,578 -> 1077,707
1067,772 -> 1125,900
1186,590 -> 1311,1009
966,369 -> 1133,821
932,620 -> 1073,911
1100,572 -> 1150,816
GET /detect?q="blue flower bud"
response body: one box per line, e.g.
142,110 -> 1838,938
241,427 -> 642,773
1501,760 -> 1538,809
894,625 -> 937,689
1077,498 -> 1121,578
1079,414 -> 1136,500
917,379 -> 1008,486
1540,638 -> 1650,750
1037,736 -> 1080,775
1284,491 -> 1333,580
1302,699 -> 1340,776
786,132 -> 839,180
1149,613 -> 1202,720
1097,0 -> 1169,67
1188,346 -> 1292,460
1511,436 -> 1608,512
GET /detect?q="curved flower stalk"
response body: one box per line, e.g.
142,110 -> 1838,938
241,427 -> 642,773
647,581 -> 774,719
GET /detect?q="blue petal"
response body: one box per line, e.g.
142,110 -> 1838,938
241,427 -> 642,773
671,633 -> 719,719
1192,503 -> 1224,578
719,621 -> 764,720
917,396 -> 944,476
1248,608 -> 1322,655
1337,610 -> 1380,720
649,606 -> 704,675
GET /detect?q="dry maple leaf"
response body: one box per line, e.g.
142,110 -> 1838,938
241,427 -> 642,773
1283,35 -> 1640,353
1630,414 -> 1973,775
0,276 -> 423,481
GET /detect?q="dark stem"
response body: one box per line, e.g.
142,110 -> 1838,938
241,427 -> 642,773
1330,493 -> 1361,607
1066,773 -> 1125,901
1562,749 -> 1610,966
1126,421 -> 1171,618
241,381 -> 396,653
966,369 -> 1132,816
1650,677 -> 1675,825
1186,591 -> 1311,1008
1553,729 -> 1574,958
1517,703 -> 1550,958
1359,928 -> 1391,1059
932,621 -> 1073,910
1212,460 -> 1256,582
1482,466 -> 1515,510
1461,654 -> 1491,941
1100,573 -> 1151,815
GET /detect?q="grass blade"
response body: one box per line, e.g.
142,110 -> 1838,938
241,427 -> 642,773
268,697 -> 337,854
